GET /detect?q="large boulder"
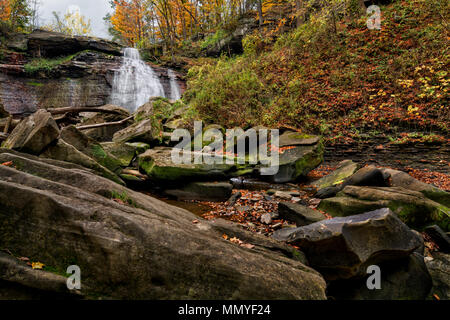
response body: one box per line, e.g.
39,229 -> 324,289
264,138 -> 324,183
315,165 -> 389,199
0,151 -> 327,299
138,147 -> 237,183
60,125 -> 122,173
2,110 -> 60,154
0,252 -> 82,299
272,208 -> 423,280
40,139 -> 124,185
319,186 -> 450,231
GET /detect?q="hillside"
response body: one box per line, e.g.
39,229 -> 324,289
183,0 -> 449,144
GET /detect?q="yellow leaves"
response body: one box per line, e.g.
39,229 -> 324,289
407,105 -> 419,114
31,262 -> 45,270
398,79 -> 414,88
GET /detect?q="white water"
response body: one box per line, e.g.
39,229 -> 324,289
110,48 -> 166,112
168,69 -> 181,101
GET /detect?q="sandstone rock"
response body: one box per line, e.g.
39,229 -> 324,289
319,186 -> 450,231
312,160 -> 359,189
272,208 -> 423,280
2,110 -> 60,154
278,202 -> 325,226
27,29 -> 122,58
425,252 -> 450,300
100,141 -> 150,167
164,181 -> 233,202
0,152 -> 327,299
40,139 -> 124,185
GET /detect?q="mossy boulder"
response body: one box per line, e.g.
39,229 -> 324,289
265,139 -> 324,183
40,139 -> 124,185
319,186 -> 450,231
138,147 -> 238,183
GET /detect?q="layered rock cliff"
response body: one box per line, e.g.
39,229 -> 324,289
0,30 -> 185,115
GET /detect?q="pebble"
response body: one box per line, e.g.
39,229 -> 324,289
260,213 -> 272,224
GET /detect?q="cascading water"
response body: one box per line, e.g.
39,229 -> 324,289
168,69 -> 181,101
109,48 -> 165,112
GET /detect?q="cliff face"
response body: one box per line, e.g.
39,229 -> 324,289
0,30 -> 185,115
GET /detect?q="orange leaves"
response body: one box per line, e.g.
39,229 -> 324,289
222,234 -> 255,250
0,0 -> 11,21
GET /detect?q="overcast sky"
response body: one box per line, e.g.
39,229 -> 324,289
38,0 -> 112,38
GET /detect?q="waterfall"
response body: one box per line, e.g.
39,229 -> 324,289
168,69 -> 181,101
109,48 -> 165,112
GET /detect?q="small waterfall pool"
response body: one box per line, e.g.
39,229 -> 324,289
109,48 -> 181,112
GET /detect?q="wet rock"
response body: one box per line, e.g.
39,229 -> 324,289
2,110 -> 59,155
0,152 -> 327,299
319,186 -> 450,231
278,202 -> 325,226
425,252 -> 450,300
164,181 -> 233,202
424,225 -> 450,253
327,253 -> 432,300
272,208 -> 423,280
315,185 -> 341,199
312,160 -> 359,189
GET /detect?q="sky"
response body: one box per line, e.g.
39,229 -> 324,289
38,0 -> 113,39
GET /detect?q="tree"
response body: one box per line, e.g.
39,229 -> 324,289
9,0 -> 31,31
42,8 -> 92,36
29,0 -> 42,30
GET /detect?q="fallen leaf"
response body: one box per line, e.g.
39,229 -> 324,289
31,262 -> 45,270
240,243 -> 255,249
1,161 -> 13,167
192,219 -> 199,224
433,294 -> 440,300
222,234 -> 229,240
